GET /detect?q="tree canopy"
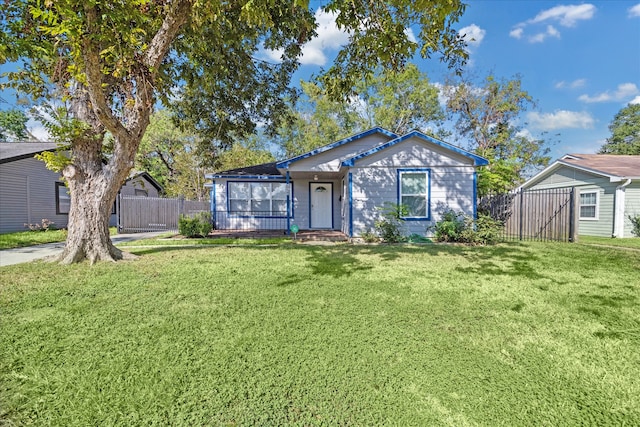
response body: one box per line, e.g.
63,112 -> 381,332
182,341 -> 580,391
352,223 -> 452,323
0,108 -> 34,141
0,0 -> 468,263
599,103 -> 640,155
443,73 -> 552,194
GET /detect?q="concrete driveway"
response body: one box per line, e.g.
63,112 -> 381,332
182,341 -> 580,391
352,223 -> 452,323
0,232 -> 169,267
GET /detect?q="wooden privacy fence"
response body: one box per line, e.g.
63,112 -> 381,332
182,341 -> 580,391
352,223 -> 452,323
118,195 -> 209,233
479,188 -> 578,242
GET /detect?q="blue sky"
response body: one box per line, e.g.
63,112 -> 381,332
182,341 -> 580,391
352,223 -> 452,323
285,1 -> 640,161
2,1 -> 639,163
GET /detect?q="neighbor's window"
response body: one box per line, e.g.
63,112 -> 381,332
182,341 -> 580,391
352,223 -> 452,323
135,189 -> 148,197
228,182 -> 289,216
579,191 -> 599,220
55,182 -> 70,214
399,170 -> 429,219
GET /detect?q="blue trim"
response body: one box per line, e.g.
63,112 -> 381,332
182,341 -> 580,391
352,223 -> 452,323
397,168 -> 431,221
308,182 -> 334,229
473,171 -> 478,219
342,131 -> 489,167
348,173 -> 353,237
225,180 -> 293,219
207,174 -> 284,180
276,127 -> 398,169
210,181 -> 216,225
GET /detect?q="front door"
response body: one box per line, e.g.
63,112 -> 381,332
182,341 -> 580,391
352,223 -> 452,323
310,182 -> 333,229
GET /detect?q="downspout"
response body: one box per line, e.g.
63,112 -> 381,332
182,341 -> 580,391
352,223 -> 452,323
613,178 -> 632,238
286,171 -> 291,235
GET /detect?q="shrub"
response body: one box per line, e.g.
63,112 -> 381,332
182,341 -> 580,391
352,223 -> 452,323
629,214 -> 640,237
374,203 -> 408,243
178,212 -> 212,238
431,210 -> 502,245
431,210 -> 465,242
24,219 -> 56,232
360,229 -> 380,243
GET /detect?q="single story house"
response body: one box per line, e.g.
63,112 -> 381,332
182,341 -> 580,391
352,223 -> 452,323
205,128 -> 488,237
0,142 -> 163,233
521,154 -> 640,238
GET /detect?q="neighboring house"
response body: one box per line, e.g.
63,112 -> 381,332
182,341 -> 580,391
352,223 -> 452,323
521,154 -> 640,238
0,142 -> 163,233
205,128 -> 488,237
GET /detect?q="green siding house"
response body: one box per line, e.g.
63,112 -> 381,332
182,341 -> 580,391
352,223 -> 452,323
521,154 -> 640,238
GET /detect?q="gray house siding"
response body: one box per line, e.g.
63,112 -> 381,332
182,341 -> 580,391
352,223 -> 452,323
0,156 -> 71,233
348,137 -> 476,237
119,176 -> 161,197
624,184 -> 640,236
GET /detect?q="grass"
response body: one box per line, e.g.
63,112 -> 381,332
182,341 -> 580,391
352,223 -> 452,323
0,227 -> 118,250
117,236 -> 295,247
578,235 -> 640,249
1,242 -> 639,425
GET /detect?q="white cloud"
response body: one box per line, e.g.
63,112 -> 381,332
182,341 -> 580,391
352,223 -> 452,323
629,95 -> 640,105
529,4 -> 596,27
527,110 -> 595,130
529,25 -> 561,43
510,4 -> 595,42
259,9 -> 350,66
555,79 -> 587,89
458,24 -> 486,48
509,27 -> 524,39
299,9 -> 350,66
629,3 -> 640,17
578,83 -> 639,103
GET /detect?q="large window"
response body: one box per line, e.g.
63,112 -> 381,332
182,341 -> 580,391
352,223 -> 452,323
579,190 -> 599,220
55,182 -> 70,214
228,182 -> 289,216
398,170 -> 429,219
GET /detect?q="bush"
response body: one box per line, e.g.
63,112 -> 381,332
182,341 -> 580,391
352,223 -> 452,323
374,203 -> 408,243
24,219 -> 57,232
431,210 -> 465,242
360,229 -> 380,243
431,210 -> 502,245
178,212 -> 212,238
629,214 -> 640,237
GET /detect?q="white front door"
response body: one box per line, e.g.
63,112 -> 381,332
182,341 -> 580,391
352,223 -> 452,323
310,182 -> 333,229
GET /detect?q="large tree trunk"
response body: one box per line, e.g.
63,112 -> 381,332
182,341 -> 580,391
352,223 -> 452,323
58,171 -> 123,265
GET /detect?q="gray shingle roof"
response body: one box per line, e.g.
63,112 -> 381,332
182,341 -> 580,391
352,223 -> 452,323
562,154 -> 640,178
0,142 -> 61,163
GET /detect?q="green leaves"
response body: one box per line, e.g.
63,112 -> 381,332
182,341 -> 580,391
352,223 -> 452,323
599,103 -> 640,155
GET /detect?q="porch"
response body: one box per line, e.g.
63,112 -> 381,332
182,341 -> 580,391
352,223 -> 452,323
208,229 -> 349,242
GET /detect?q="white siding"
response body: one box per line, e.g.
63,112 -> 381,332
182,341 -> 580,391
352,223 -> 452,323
348,137 -> 476,237
0,157 -> 70,233
288,133 -> 393,172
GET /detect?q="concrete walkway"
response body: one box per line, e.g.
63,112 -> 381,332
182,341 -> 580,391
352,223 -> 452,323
0,231 -> 169,267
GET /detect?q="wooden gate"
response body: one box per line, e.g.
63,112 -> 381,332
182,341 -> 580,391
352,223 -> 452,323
118,195 -> 209,233
479,188 -> 578,242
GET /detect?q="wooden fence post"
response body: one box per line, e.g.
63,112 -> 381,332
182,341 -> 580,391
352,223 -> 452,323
569,187 -> 579,242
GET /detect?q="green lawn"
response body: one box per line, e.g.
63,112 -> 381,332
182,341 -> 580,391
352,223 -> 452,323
1,242 -> 638,425
0,228 -> 118,250
578,235 -> 640,249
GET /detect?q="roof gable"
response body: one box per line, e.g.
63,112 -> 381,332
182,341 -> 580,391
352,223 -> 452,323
522,154 -> 640,188
205,162 -> 285,180
341,131 -> 489,167
275,127 -> 398,169
0,142 -> 61,164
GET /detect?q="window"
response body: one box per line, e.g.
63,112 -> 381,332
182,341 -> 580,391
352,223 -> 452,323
228,182 -> 289,216
579,191 -> 599,220
56,182 -> 116,214
56,182 -> 70,214
135,189 -> 148,197
398,170 -> 429,219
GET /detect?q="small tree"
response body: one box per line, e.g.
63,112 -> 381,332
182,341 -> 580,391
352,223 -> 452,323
599,103 -> 640,155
